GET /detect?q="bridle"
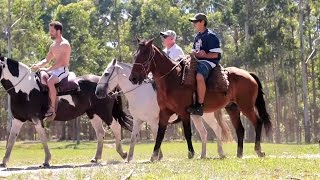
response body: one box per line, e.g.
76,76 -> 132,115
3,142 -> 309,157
97,64 -> 151,97
132,45 -> 183,80
132,47 -> 156,77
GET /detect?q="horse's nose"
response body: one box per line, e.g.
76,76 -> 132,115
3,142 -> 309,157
95,87 -> 106,99
129,75 -> 137,84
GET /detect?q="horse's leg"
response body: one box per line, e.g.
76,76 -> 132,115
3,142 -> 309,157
126,119 -> 143,162
182,115 -> 195,159
33,118 -> 51,167
240,108 -> 264,157
150,110 -> 170,162
191,115 -> 207,159
148,118 -> 163,160
90,115 -> 106,163
1,119 -> 24,167
203,111 -> 226,159
109,119 -> 127,159
225,103 -> 244,158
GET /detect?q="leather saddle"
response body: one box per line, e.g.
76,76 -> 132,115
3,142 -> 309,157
35,71 -> 80,96
180,55 -> 229,93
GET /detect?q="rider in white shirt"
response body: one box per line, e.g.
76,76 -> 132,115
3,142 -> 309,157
160,30 -> 184,61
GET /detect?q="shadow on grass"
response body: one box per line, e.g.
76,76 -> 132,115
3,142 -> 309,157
0,160 -> 124,173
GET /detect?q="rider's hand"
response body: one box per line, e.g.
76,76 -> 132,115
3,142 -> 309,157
197,50 -> 206,58
31,64 -> 40,71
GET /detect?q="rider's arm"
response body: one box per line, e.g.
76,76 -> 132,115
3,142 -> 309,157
197,51 -> 219,59
47,44 -> 71,71
195,34 -> 221,59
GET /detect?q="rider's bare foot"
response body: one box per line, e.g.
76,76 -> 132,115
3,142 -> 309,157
44,106 -> 56,127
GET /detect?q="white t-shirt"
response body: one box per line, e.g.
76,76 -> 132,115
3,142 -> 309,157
163,44 -> 184,61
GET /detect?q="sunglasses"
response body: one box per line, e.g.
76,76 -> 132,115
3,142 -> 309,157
161,35 -> 169,39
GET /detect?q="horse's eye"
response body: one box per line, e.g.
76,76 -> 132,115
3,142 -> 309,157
104,73 -> 109,76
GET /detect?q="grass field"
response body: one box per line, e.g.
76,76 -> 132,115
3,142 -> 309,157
0,140 -> 319,179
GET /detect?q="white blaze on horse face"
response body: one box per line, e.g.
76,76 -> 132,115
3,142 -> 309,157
59,95 -> 76,107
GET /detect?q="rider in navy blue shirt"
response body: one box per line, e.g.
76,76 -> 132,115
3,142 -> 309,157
187,13 -> 222,116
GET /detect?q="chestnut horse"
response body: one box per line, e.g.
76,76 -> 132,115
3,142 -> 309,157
129,38 -> 272,161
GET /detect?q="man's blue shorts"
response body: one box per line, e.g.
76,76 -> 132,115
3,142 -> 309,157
196,61 -> 214,79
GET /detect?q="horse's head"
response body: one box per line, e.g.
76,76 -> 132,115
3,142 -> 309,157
129,38 -> 155,85
96,58 -> 125,99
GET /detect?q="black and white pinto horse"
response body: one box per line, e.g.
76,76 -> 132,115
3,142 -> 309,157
0,55 -> 133,167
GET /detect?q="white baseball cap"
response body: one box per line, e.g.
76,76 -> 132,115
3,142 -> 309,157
160,30 -> 176,39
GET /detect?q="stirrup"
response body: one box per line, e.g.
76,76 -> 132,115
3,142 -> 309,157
44,111 -> 55,117
45,106 -> 56,117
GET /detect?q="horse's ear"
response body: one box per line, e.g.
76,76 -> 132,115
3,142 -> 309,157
137,37 -> 141,44
112,58 -> 117,66
146,38 -> 155,46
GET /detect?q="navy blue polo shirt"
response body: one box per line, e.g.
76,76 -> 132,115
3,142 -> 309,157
192,29 -> 222,65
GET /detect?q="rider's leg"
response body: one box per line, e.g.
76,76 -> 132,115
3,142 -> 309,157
45,75 -> 59,117
187,62 -> 212,116
196,73 -> 206,105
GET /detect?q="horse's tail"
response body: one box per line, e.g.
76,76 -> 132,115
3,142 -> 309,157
250,73 -> 272,136
112,94 -> 133,132
215,110 -> 233,142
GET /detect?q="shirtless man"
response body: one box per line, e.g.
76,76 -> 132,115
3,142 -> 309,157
31,21 -> 71,120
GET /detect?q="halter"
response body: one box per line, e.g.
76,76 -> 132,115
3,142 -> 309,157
133,45 -> 183,80
97,64 -> 117,85
109,79 -> 151,97
97,64 -> 151,97
132,48 -> 156,77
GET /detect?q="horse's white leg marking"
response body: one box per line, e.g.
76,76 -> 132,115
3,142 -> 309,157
191,115 -> 207,159
90,114 -> 106,162
1,119 -> 24,167
202,112 -> 225,158
126,119 -> 143,162
33,118 -> 51,166
109,119 -> 127,159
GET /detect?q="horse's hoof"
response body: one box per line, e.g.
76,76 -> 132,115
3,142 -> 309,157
0,163 -> 7,168
188,151 -> 195,159
150,155 -> 157,162
41,163 -> 50,168
126,156 -> 133,163
198,155 -> 207,159
257,151 -> 265,157
219,155 -> 226,159
159,153 -> 163,161
121,152 -> 128,160
90,158 -> 98,163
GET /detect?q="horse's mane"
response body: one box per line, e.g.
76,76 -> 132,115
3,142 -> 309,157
138,39 -> 177,64
153,44 -> 177,64
6,57 -> 30,70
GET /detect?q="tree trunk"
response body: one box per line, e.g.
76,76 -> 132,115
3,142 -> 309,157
6,0 -> 13,134
299,0 -> 311,143
272,56 -> 281,143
